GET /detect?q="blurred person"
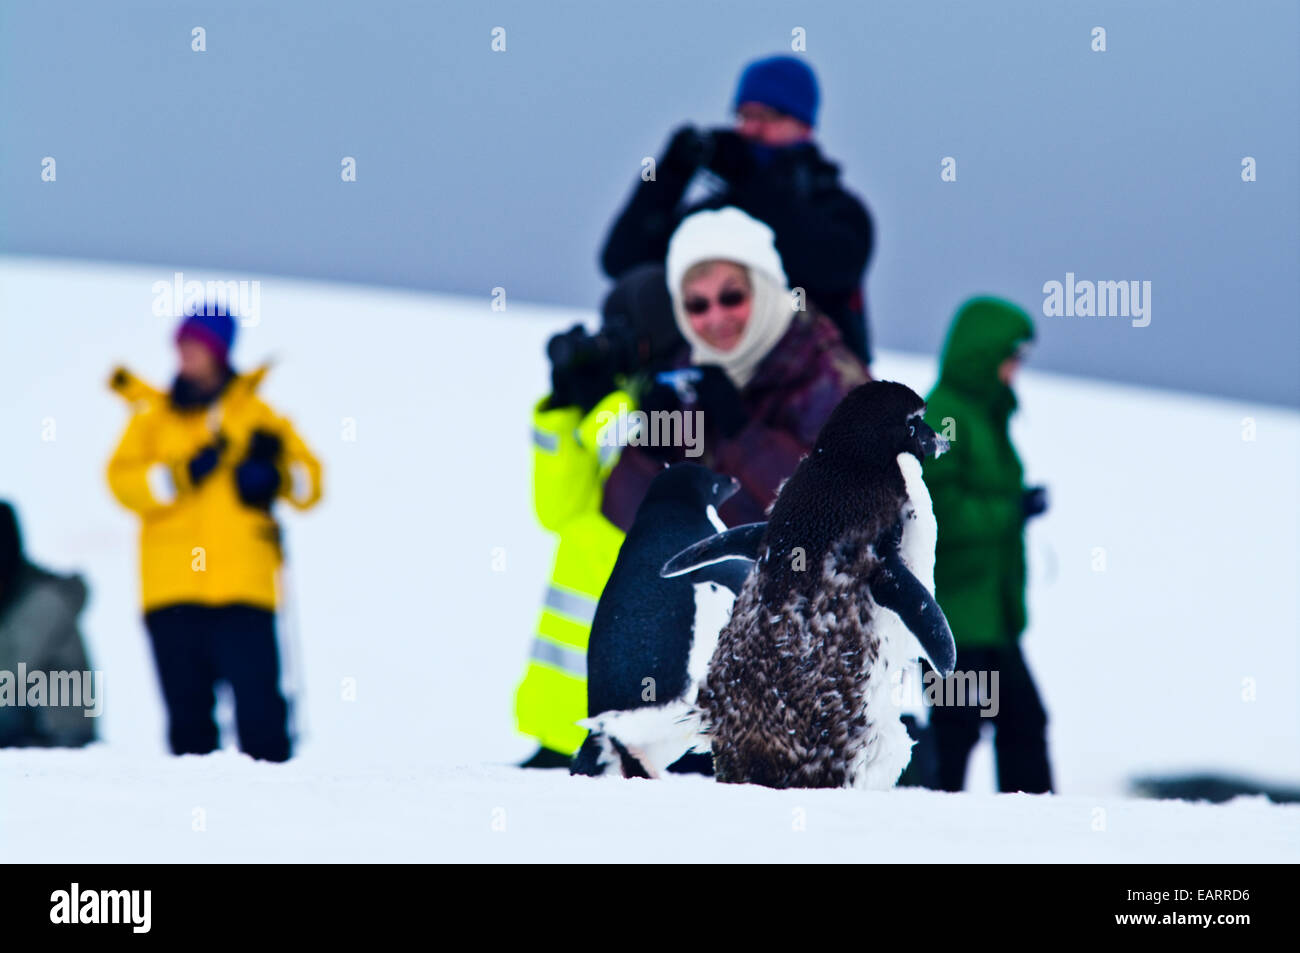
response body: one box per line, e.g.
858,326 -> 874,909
0,501 -> 97,747
921,297 -> 1053,794
600,55 -> 876,364
106,305 -> 322,762
601,206 -> 869,533
514,265 -> 685,767
895,661 -> 940,788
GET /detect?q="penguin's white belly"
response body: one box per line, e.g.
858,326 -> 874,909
848,453 -> 940,789
896,452 -> 938,589
864,454 -> 938,668
849,627 -> 919,789
686,580 -> 735,698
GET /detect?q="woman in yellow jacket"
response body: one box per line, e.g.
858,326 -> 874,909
107,307 -> 321,762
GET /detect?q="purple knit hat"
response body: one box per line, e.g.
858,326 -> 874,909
175,305 -> 236,363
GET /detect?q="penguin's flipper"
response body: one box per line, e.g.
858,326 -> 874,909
660,522 -> 767,578
867,549 -> 957,677
689,558 -> 752,595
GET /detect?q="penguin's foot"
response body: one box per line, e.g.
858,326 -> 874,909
519,746 -> 572,769
580,700 -> 707,778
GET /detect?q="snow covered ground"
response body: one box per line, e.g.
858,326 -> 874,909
1,256 -> 1297,862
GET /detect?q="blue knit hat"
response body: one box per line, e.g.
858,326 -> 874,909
733,55 -> 819,127
175,303 -> 236,364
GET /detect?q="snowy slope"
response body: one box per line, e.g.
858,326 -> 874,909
1,256 -> 1296,862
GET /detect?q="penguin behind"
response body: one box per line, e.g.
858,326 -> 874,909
571,463 -> 751,779
690,381 -> 955,789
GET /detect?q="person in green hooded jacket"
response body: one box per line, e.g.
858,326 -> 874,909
922,297 -> 1053,794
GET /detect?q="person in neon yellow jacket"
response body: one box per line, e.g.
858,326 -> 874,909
514,266 -> 683,767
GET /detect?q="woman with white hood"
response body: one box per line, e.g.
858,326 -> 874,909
602,206 -> 869,529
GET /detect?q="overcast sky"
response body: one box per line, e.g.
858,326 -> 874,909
3,0 -> 1296,405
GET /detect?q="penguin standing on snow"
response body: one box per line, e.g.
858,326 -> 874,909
662,381 -> 956,789
571,464 -> 751,779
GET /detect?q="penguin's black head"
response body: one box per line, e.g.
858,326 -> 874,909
905,412 -> 949,462
814,381 -> 946,467
643,463 -> 739,510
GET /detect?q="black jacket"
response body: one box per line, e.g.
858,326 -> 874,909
0,563 -> 96,747
600,138 -> 875,363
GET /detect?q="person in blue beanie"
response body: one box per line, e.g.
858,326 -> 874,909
600,55 -> 877,364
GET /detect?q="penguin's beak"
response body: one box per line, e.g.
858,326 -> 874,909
710,476 -> 741,504
916,420 -> 949,458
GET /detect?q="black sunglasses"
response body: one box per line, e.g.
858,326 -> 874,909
683,288 -> 748,315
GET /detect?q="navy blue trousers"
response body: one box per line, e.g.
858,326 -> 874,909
929,642 -> 1053,794
144,604 -> 291,762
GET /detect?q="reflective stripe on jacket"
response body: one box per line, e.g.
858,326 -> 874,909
514,390 -> 632,755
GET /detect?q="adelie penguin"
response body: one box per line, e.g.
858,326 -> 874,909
571,464 -> 751,779
662,381 -> 956,789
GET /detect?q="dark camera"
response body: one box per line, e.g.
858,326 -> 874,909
546,323 -> 639,377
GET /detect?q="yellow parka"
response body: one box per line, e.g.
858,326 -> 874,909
106,365 -> 322,612
512,390 -> 632,756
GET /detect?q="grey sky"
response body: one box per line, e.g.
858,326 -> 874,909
2,0 -> 1296,405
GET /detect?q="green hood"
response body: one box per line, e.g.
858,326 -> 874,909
936,297 -> 1035,407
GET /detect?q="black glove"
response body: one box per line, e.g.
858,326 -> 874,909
639,378 -> 682,416
246,429 -> 283,462
703,129 -> 755,186
185,434 -> 227,487
693,365 -> 748,439
235,429 -> 284,509
631,379 -> 685,461
236,460 -> 281,509
661,124 -> 708,178
1022,486 -> 1049,521
571,366 -> 620,416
